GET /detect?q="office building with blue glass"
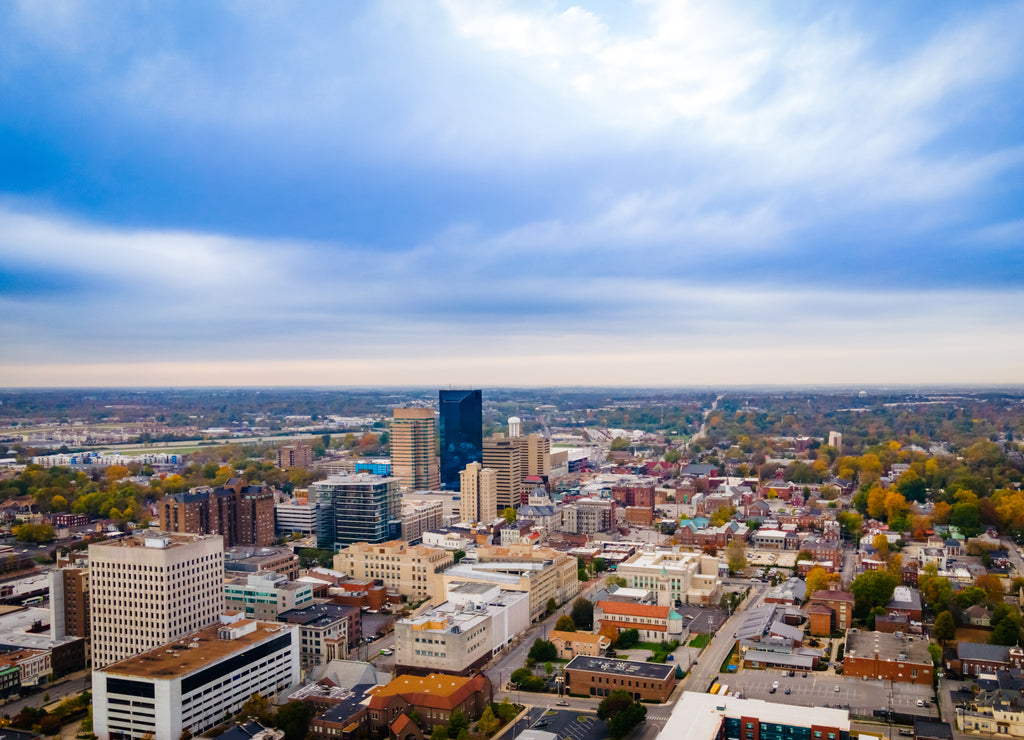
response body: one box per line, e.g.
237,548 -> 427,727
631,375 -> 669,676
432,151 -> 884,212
439,389 -> 483,490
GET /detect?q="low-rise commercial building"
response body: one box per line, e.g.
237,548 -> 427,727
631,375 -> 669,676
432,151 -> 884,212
332,540 -> 454,601
224,545 -> 300,581
364,673 -> 492,737
549,630 -> 610,660
225,572 -> 314,620
92,615 -> 300,740
843,630 -> 933,685
441,545 -> 580,621
615,547 -> 722,607
564,656 -> 676,702
393,583 -> 529,675
661,691 -> 850,740
278,604 -> 360,669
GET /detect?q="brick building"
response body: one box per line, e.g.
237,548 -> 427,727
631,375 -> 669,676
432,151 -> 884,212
842,630 -> 933,685
564,656 -> 676,702
159,480 -> 274,547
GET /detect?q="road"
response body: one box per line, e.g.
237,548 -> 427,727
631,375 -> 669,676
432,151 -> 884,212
688,394 -> 723,448
0,672 -> 91,718
679,583 -> 766,693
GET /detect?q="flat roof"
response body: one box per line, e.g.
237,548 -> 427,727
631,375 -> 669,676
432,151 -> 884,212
662,692 -> 850,740
100,621 -> 293,680
565,656 -> 674,680
845,630 -> 931,663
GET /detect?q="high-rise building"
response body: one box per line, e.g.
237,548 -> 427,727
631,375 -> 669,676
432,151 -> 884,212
483,437 -> 522,512
439,389 -> 482,490
314,474 -> 401,550
89,532 -> 225,668
828,430 -> 843,452
459,462 -> 497,524
159,480 -> 275,547
515,432 -> 551,480
391,408 -> 439,490
49,567 -> 89,640
277,442 -> 313,470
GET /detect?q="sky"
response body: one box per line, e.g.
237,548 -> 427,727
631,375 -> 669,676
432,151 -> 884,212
1,0 -> 1022,388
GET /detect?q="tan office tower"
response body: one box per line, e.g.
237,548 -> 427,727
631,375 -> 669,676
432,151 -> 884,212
391,408 -> 440,490
516,433 -> 551,479
89,532 -> 225,668
459,462 -> 497,524
483,437 -> 522,512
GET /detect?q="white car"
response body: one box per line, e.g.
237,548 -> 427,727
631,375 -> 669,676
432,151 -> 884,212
772,681 -> 779,690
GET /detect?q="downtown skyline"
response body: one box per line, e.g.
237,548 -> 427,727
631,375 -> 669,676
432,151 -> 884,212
1,1 -> 1023,387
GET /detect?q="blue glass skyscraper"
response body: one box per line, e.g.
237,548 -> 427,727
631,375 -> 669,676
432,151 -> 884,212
439,389 -> 483,490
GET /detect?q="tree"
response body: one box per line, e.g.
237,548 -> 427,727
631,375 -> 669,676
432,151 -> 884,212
274,701 -> 314,740
545,661 -> 554,675
607,575 -> 628,588
477,706 -> 500,736
919,564 -> 954,612
725,540 -> 747,574
610,437 -> 630,451
502,507 -> 517,525
710,505 -> 736,526
872,534 -> 890,559
453,550 -> 466,564
495,699 -> 518,723
837,511 -> 864,539
990,604 -> 1023,646
528,639 -> 557,662
934,610 -> 956,645
546,598 -> 557,615
447,709 -> 468,739
571,598 -> 594,630
240,692 -> 273,725
598,690 -> 647,739
851,570 -> 898,616
796,549 -> 814,562
593,557 -> 608,573
616,628 -> 639,649
975,574 -> 1005,602
555,615 -> 576,632
431,725 -> 448,740
806,566 -> 840,597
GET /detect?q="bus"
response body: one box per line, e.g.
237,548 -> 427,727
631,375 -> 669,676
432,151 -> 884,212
23,596 -> 44,605
709,683 -> 721,695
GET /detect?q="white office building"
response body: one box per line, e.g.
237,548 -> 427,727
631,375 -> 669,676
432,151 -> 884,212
92,614 -> 299,740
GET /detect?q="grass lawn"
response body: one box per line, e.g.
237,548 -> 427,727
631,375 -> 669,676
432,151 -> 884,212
689,634 -> 711,648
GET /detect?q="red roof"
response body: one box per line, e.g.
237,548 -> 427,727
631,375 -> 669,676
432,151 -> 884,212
597,601 -> 670,619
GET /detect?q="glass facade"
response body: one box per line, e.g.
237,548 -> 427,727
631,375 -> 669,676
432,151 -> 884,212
439,389 -> 483,490
314,475 -> 401,549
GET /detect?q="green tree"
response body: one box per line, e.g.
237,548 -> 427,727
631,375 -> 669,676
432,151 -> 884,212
240,692 -> 273,725
447,709 -> 468,739
274,701 -> 314,740
476,706 -> 499,736
934,610 -> 956,645
850,570 -> 898,616
545,661 -> 554,675
453,549 -> 466,564
610,437 -> 630,451
616,628 -> 639,649
598,690 -> 647,739
555,615 -> 576,632
546,597 -> 557,615
431,725 -> 448,740
502,507 -> 517,524
593,557 -> 608,573
571,597 -> 594,630
495,699 -> 518,723
528,639 -> 557,662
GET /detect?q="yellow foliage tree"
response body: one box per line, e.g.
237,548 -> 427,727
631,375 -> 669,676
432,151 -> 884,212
867,487 -> 887,520
872,534 -> 890,558
806,566 -> 840,597
50,494 -> 68,512
884,491 -> 909,523
932,501 -> 952,525
104,465 -> 131,483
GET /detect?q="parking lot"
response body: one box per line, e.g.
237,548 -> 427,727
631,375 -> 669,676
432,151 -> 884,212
677,605 -> 728,635
513,706 -> 608,740
716,670 -> 939,718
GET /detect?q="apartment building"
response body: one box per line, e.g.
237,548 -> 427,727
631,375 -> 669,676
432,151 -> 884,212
391,408 -> 440,491
274,496 -> 319,535
401,498 -> 445,544
159,480 -> 275,547
89,532 -> 225,669
314,474 -> 401,549
92,615 -> 299,740
459,462 -> 497,524
332,540 -> 454,601
277,443 -> 314,470
50,566 -> 90,639
562,498 -> 615,535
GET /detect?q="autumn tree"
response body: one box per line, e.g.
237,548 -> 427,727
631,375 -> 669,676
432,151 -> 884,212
934,611 -> 956,645
851,570 -> 898,616
555,615 -> 576,632
725,539 -> 747,574
975,574 -> 1005,603
805,566 -> 839,597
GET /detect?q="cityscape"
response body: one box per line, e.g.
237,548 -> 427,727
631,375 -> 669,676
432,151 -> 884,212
1,387 -> 1024,740
2,1 -> 1024,740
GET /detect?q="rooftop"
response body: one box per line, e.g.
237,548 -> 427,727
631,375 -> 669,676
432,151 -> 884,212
100,621 -> 294,679
662,692 -> 850,739
845,630 -> 931,663
565,656 -> 675,680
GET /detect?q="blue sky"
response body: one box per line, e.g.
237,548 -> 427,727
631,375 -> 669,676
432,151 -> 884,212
1,0 -> 1022,387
